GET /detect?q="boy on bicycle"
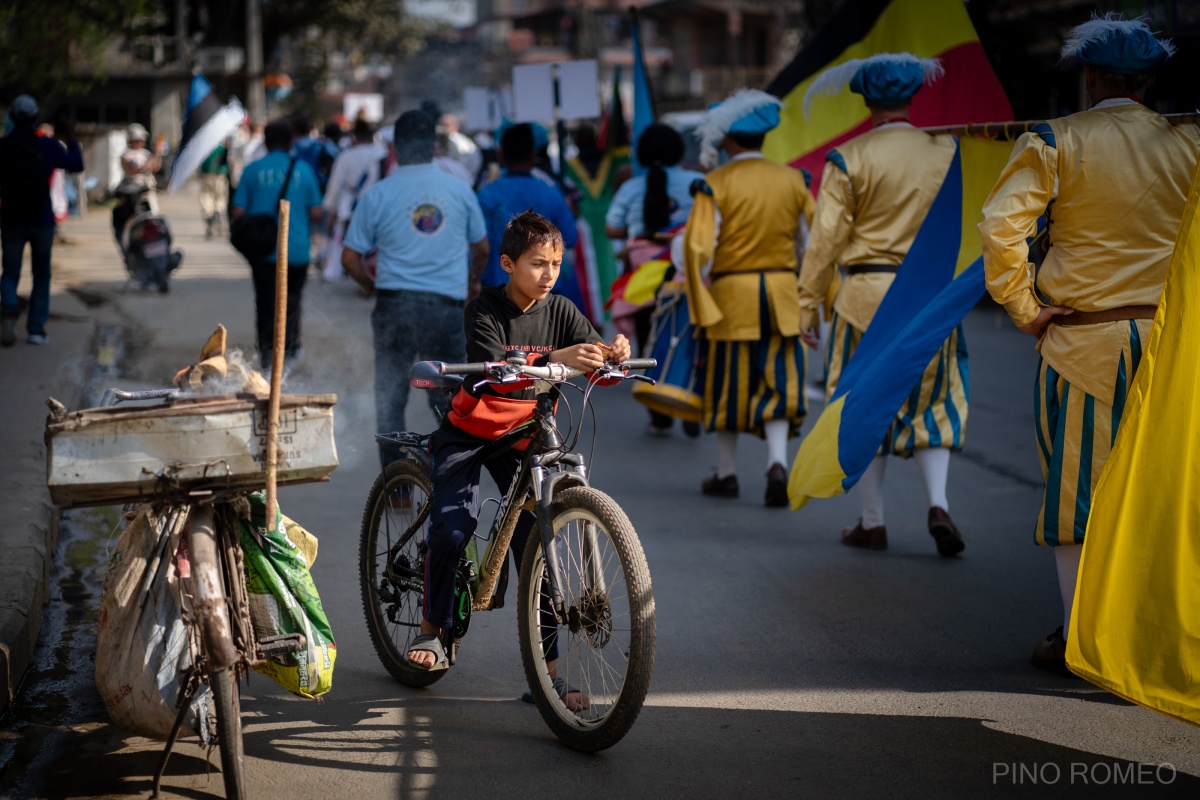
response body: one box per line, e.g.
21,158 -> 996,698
407,210 -> 630,711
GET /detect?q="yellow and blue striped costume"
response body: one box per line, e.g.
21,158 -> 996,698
800,124 -> 968,457
703,277 -> 807,437
1033,322 -> 1143,545
982,101 -> 1200,546
825,309 -> 968,457
683,155 -> 816,438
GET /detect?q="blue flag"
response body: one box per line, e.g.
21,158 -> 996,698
630,14 -> 655,177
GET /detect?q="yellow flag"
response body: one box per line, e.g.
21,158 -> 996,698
1066,160 -> 1200,726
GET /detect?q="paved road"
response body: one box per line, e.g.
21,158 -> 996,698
4,191 -> 1199,799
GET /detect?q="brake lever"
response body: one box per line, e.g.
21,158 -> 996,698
628,374 -> 657,385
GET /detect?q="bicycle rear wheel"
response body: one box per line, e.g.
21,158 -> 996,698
517,486 -> 655,752
359,458 -> 445,687
210,666 -> 245,799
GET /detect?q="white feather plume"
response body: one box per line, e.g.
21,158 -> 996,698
803,53 -> 944,119
1060,12 -> 1175,62
696,89 -> 783,169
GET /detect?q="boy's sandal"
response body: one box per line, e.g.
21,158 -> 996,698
406,633 -> 450,671
520,676 -> 581,704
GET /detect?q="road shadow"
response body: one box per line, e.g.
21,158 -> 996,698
16,685 -> 1192,800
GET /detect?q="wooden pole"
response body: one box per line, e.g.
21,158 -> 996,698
264,198 -> 289,529
920,112 -> 1200,141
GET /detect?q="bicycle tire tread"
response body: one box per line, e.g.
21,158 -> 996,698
359,458 -> 447,688
517,485 -> 656,752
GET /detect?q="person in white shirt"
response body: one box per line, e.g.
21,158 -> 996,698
321,118 -> 381,280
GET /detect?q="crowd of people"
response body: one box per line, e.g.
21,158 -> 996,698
0,12 -> 1191,685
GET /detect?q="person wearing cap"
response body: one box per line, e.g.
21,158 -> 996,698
683,89 -> 815,507
342,110 -> 490,467
120,122 -> 164,207
796,53 -> 966,556
0,94 -> 83,347
980,14 -> 1200,675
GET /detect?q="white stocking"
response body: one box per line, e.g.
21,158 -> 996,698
859,455 -> 887,529
913,447 -> 950,511
1055,544 -> 1083,637
716,432 -> 738,479
764,419 -> 789,470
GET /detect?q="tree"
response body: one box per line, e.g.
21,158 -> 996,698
0,0 -> 149,99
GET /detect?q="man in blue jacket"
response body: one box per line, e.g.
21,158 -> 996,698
0,95 -> 84,346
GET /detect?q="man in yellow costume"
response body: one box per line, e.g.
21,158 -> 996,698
684,90 -> 816,507
981,14 -> 1200,675
797,54 -> 967,557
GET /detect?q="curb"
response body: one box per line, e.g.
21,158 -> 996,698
0,319 -> 114,717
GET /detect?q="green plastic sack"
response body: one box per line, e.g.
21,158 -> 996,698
239,492 -> 336,698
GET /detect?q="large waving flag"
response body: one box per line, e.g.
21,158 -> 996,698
565,69 -> 632,320
789,145 -> 992,506
169,73 -> 245,193
1066,162 -> 1200,725
764,0 -> 1012,197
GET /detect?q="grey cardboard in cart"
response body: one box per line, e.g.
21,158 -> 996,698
45,393 -> 339,508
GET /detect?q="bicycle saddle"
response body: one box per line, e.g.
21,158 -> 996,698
409,361 -> 464,391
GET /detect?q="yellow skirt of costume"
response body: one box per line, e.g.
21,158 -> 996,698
702,334 -> 807,437
824,310 -> 969,458
1034,321 -> 1144,547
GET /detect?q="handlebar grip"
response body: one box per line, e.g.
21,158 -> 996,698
438,362 -> 491,375
620,359 -> 658,371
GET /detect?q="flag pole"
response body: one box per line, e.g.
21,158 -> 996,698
264,198 -> 289,530
922,112 -> 1200,140
629,6 -> 657,119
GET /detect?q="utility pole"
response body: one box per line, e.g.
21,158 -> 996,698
246,0 -> 266,120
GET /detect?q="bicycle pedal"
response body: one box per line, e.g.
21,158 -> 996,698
258,633 -> 306,658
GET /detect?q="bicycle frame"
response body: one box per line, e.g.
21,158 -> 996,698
377,387 -> 595,626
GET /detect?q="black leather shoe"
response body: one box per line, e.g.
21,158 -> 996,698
1031,627 -> 1081,678
928,507 -> 965,557
701,473 -> 739,498
841,521 -> 887,550
764,463 -> 788,507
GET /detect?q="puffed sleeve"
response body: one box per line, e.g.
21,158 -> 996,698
980,127 -> 1058,328
797,157 -> 855,330
682,183 -> 724,328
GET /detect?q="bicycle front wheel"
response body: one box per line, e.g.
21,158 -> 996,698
359,458 -> 445,687
517,486 -> 655,752
210,666 -> 245,799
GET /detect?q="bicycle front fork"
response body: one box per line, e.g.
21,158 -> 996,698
186,506 -> 239,670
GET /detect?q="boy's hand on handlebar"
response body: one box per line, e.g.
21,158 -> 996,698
603,334 -> 632,364
551,343 -> 608,372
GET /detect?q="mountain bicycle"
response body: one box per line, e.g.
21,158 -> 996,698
359,354 -> 658,752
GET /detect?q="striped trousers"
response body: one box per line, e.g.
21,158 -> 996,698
1034,321 -> 1144,546
824,309 -> 969,457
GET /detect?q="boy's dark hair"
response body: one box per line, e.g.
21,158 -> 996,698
501,210 -> 564,263
264,119 -> 294,151
393,109 -> 436,165
500,123 -> 536,166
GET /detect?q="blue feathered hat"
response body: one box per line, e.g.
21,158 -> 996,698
1060,13 -> 1175,75
696,89 -> 783,168
804,53 -> 943,118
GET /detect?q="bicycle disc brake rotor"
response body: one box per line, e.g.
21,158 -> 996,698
384,549 -> 423,625
578,588 -> 612,648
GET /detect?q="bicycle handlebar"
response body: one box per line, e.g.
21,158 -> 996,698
437,358 -> 656,380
